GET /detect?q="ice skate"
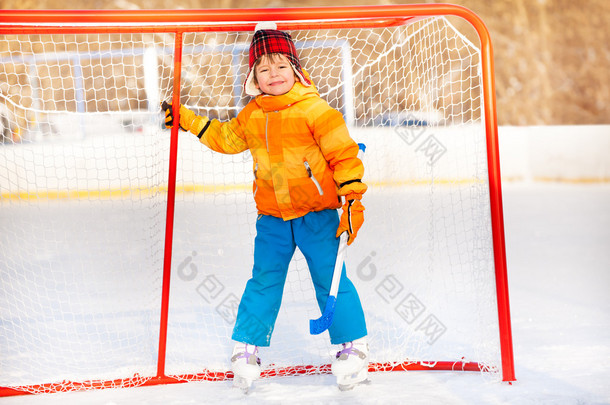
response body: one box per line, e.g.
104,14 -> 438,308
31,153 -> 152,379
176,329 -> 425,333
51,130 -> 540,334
331,337 -> 370,390
231,343 -> 261,393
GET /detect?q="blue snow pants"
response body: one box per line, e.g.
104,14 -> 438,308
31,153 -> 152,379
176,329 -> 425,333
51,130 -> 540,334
231,209 -> 367,346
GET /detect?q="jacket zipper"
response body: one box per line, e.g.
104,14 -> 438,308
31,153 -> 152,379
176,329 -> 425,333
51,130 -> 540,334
265,114 -> 270,153
304,161 -> 324,196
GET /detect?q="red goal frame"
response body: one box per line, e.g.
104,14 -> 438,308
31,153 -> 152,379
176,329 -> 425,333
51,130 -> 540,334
0,4 -> 515,396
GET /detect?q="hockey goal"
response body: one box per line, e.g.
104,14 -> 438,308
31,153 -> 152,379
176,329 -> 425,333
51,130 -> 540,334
0,5 -> 515,396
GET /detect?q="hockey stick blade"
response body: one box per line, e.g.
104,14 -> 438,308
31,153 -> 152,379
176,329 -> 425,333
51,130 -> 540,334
310,296 -> 336,335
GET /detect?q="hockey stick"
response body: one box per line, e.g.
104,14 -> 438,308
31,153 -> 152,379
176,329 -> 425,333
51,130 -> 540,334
310,143 -> 365,335
310,231 -> 348,335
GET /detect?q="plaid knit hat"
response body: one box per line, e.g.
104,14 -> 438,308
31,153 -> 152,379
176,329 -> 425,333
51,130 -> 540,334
244,22 -> 312,96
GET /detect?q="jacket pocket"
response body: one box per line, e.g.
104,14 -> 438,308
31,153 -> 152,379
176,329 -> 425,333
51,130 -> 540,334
253,161 -> 259,197
304,160 -> 324,196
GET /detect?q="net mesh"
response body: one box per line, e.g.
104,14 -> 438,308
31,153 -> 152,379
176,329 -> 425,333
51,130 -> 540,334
0,16 -> 501,394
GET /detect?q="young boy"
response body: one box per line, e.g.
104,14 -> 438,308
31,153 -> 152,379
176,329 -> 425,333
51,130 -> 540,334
163,23 -> 369,390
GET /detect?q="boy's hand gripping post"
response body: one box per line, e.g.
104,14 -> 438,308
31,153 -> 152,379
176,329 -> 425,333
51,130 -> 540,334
161,101 -> 207,135
310,143 -> 366,335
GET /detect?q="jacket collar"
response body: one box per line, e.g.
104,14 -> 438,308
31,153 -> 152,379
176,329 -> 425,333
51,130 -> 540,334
254,75 -> 319,112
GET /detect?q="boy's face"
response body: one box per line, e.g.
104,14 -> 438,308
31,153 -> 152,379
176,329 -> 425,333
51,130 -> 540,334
254,54 -> 296,96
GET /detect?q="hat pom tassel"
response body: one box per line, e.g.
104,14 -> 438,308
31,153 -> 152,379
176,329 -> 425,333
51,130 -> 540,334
254,22 -> 278,32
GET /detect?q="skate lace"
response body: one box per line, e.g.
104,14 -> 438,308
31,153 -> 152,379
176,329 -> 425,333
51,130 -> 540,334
235,344 -> 261,366
336,342 -> 365,359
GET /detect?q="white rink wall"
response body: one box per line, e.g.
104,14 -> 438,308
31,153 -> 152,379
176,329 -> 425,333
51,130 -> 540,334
498,125 -> 610,182
0,124 -> 609,195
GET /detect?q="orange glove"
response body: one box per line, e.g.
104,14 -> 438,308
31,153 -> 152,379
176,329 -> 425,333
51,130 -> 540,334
161,101 -> 206,135
336,196 -> 364,245
162,101 -> 183,130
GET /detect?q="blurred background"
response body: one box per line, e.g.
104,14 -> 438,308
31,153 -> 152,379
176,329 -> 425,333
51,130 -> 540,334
1,0 -> 608,127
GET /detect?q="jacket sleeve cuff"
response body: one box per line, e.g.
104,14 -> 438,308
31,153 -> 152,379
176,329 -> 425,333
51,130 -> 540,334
338,179 -> 368,198
188,116 -> 210,138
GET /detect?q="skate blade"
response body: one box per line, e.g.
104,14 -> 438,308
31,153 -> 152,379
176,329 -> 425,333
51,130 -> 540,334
336,368 -> 369,391
233,376 -> 254,393
339,378 -> 370,391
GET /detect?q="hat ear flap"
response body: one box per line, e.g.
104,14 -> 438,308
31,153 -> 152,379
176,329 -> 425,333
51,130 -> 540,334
291,65 -> 311,88
244,68 -> 262,96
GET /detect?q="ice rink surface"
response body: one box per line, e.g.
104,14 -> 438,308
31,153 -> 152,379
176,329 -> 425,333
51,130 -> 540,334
2,182 -> 609,404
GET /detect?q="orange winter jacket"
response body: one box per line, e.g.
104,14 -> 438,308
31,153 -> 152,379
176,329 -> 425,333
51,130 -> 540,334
188,80 -> 367,221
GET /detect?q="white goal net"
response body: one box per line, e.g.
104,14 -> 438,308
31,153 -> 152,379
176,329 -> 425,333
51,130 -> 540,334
0,7 -> 514,395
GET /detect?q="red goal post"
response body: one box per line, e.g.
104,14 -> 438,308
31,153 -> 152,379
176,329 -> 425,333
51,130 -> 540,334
0,4 -> 515,396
